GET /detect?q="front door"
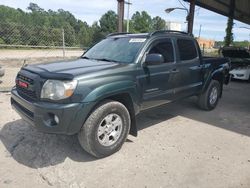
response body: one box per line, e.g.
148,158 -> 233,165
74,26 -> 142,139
139,38 -> 177,110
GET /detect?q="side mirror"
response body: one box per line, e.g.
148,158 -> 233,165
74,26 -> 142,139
144,53 -> 164,66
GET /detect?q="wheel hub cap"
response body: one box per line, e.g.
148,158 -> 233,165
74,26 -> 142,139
209,86 -> 218,105
97,113 -> 123,146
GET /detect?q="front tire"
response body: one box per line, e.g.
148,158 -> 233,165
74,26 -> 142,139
198,80 -> 221,111
78,100 -> 131,158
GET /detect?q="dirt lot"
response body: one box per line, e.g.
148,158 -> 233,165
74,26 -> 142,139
0,81 -> 250,188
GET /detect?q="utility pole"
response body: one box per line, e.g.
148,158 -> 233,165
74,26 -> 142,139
198,24 -> 202,38
117,0 -> 125,32
62,28 -> 65,59
125,0 -> 132,32
187,0 -> 195,34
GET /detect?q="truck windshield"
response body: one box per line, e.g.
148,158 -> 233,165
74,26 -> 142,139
82,37 -> 146,64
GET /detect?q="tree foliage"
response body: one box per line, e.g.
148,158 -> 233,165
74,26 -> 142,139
216,40 -> 249,48
130,11 -> 152,33
152,16 -> 166,31
99,11 -> 118,34
27,3 -> 45,12
224,17 -> 234,46
0,3 -> 180,48
1,3 -> 247,49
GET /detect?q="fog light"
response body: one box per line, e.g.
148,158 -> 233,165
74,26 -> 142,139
47,113 -> 59,126
54,115 -> 59,124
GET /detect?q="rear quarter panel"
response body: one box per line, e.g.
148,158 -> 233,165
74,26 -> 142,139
201,57 -> 231,93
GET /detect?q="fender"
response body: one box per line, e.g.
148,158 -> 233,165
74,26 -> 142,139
82,80 -> 140,137
201,67 -> 224,94
82,80 -> 137,103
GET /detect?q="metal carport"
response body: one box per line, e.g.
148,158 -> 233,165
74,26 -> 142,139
184,0 -> 250,30
117,0 -> 250,33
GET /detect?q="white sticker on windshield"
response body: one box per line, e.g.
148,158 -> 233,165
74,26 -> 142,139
129,38 -> 146,43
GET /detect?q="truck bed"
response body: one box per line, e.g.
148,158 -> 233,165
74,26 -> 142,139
203,56 -> 231,69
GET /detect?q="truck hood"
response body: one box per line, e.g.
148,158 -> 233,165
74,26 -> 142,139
22,58 -> 124,80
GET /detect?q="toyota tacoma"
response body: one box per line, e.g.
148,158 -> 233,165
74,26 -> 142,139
11,31 -> 231,158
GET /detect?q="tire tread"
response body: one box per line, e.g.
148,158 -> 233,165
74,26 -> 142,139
78,100 -> 130,158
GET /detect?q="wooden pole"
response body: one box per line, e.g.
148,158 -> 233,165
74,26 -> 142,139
188,0 -> 195,34
62,28 -> 65,58
117,0 -> 125,32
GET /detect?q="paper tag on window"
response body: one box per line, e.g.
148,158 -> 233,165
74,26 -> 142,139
129,38 -> 146,43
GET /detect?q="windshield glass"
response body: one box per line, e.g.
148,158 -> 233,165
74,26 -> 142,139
82,37 -> 146,63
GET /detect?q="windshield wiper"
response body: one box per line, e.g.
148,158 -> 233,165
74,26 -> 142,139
82,56 -> 123,63
95,58 -> 122,63
81,56 -> 90,59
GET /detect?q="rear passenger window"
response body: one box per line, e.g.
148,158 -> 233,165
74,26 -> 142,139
177,39 -> 198,61
149,40 -> 174,63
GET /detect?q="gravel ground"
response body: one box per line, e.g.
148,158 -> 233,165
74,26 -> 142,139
0,81 -> 250,188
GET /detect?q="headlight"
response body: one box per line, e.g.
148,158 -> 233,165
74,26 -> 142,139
41,80 -> 77,100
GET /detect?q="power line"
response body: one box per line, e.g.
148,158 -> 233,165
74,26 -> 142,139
178,0 -> 188,9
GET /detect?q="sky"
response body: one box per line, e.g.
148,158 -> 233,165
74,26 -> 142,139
0,0 -> 249,41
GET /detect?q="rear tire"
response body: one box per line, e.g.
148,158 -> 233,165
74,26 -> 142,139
78,100 -> 131,158
198,80 -> 221,111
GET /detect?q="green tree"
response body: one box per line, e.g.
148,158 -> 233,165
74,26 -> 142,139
78,21 -> 92,47
0,4 -> 176,48
50,28 -> 62,46
64,23 -> 76,46
131,11 -> 152,33
224,17 -> 234,46
99,10 -> 117,34
233,40 -> 249,48
27,3 -> 44,12
91,21 -> 104,44
0,38 -> 5,44
152,16 -> 166,31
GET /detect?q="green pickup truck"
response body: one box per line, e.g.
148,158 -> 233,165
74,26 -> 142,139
11,30 -> 230,158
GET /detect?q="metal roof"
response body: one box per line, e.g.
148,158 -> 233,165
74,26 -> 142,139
184,0 -> 250,25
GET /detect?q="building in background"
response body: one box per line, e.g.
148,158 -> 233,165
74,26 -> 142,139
196,38 -> 215,49
165,21 -> 182,31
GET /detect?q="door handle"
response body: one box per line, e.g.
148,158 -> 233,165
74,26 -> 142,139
171,68 -> 179,73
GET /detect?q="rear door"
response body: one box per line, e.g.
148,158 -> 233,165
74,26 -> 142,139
173,38 -> 203,98
139,38 -> 177,110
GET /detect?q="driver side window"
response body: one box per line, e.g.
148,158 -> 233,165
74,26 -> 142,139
149,40 -> 174,63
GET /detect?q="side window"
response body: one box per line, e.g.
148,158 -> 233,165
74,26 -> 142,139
149,40 -> 174,63
177,39 -> 198,61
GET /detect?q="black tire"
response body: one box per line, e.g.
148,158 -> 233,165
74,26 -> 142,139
78,100 -> 131,158
198,80 -> 221,111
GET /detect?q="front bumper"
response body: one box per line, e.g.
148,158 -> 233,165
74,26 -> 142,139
11,88 -> 95,135
230,69 -> 250,80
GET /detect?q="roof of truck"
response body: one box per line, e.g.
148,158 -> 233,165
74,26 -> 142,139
107,30 -> 193,39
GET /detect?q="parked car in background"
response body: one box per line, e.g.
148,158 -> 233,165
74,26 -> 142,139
11,31 -> 231,158
222,47 -> 250,81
